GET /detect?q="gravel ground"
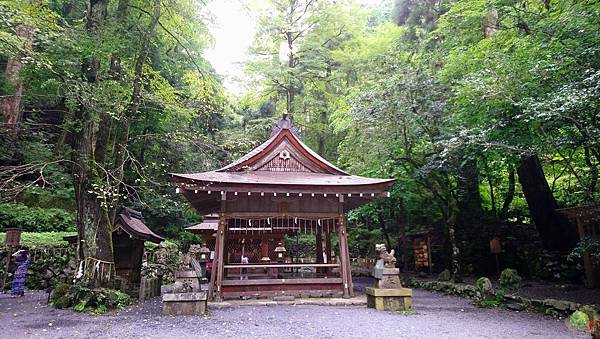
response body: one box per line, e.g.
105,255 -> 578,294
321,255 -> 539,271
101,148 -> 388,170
0,289 -> 585,339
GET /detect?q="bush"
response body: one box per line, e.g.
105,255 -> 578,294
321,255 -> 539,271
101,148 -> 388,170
569,310 -> 590,329
50,284 -> 131,314
499,268 -> 522,291
50,283 -> 72,308
0,203 -> 75,232
0,232 -> 75,248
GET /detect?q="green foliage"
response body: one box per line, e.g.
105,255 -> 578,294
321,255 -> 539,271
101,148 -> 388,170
50,283 -> 72,309
0,203 -> 75,232
569,310 -> 590,330
495,289 -> 505,302
568,237 -> 600,266
499,268 -> 522,291
0,232 -> 75,248
50,284 -> 131,313
479,300 -> 500,308
544,307 -> 560,318
142,241 -> 180,283
2,0 -> 600,284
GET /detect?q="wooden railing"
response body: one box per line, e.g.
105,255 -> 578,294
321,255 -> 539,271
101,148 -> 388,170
224,263 -> 339,269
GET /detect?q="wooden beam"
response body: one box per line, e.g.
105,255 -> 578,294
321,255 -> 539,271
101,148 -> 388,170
225,212 -> 340,219
221,278 -> 342,286
178,184 -> 392,196
224,263 -> 340,269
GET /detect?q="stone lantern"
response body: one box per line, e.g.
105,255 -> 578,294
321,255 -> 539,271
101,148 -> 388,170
198,243 -> 210,263
274,242 -> 287,263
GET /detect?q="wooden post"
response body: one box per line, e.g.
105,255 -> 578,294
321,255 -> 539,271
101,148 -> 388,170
337,196 -> 352,298
214,215 -> 226,301
577,217 -> 600,288
208,230 -> 218,300
427,233 -> 433,275
316,232 -> 323,274
325,232 -> 332,276
340,216 -> 354,297
212,191 -> 227,302
2,246 -> 13,290
260,239 -> 269,259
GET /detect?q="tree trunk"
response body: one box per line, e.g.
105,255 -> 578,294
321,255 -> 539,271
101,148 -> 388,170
517,155 -> 578,251
378,214 -> 392,251
500,165 -> 515,218
111,0 -> 161,221
73,0 -> 114,287
456,158 -> 483,228
446,197 -> 461,281
1,25 -> 33,125
455,158 -> 486,272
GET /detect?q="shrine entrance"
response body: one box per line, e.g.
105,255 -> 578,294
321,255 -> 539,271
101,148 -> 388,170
216,216 -> 343,299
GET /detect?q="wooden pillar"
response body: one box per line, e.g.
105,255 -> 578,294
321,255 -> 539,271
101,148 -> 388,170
213,215 -> 226,301
337,195 -> 352,298
316,231 -> 323,274
207,230 -> 218,300
316,232 -> 323,263
339,215 -> 354,297
260,238 -> 269,259
325,232 -> 332,276
213,192 -> 227,302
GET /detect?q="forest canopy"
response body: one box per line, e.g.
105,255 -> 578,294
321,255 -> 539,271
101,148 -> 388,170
1,0 -> 599,283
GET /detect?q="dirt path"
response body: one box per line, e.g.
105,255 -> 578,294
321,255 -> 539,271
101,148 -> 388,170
0,289 -> 584,339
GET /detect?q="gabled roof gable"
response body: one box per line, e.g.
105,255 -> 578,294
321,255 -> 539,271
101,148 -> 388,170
218,126 -> 348,175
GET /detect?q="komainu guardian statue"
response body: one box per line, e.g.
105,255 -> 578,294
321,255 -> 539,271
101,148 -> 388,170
367,243 -> 412,311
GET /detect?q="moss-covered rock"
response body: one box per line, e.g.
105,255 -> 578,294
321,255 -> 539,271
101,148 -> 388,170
437,269 -> 451,281
475,277 -> 495,301
499,268 -> 522,291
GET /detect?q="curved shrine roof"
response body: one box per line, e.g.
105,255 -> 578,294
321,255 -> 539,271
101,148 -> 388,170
171,115 -> 394,192
173,171 -> 393,187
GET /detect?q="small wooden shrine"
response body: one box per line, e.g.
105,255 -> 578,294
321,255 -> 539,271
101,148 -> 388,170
65,207 -> 164,290
172,115 -> 395,301
557,204 -> 600,288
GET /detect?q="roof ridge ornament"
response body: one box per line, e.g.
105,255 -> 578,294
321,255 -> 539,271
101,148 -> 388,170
270,114 -> 299,138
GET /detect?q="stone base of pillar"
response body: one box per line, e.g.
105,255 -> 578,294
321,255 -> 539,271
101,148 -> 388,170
162,291 -> 207,316
366,287 -> 412,311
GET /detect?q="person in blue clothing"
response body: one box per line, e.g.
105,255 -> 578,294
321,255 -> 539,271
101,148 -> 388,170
11,246 -> 31,297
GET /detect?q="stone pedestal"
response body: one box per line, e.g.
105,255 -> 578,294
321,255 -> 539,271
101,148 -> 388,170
366,287 -> 412,311
162,291 -> 207,316
174,270 -> 201,291
367,266 -> 412,312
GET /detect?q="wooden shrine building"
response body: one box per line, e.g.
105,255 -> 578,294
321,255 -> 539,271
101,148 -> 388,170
65,207 -> 164,290
172,115 -> 395,301
557,204 -> 600,288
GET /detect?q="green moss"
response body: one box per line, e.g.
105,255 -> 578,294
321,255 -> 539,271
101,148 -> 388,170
50,283 -> 72,309
499,268 -> 522,291
49,284 -> 131,313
